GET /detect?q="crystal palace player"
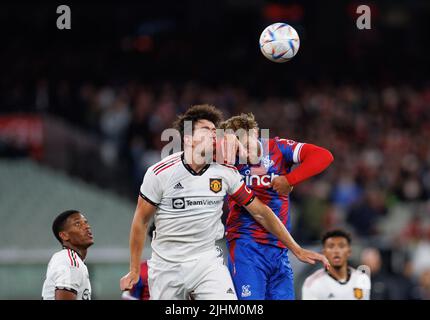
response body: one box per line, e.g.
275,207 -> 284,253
221,113 -> 334,300
120,105 -> 329,300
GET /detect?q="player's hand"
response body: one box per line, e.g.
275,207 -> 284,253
293,247 -> 331,270
270,176 -> 293,195
120,271 -> 139,291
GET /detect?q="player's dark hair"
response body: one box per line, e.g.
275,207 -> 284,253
52,210 -> 80,244
173,104 -> 223,148
322,229 -> 352,245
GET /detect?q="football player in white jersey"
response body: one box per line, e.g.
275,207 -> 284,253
302,230 -> 371,300
42,210 -> 94,300
120,104 -> 329,300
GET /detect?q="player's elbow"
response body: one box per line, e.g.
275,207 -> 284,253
318,147 -> 334,168
250,210 -> 265,224
246,199 -> 273,225
325,149 -> 334,165
304,144 -> 334,168
248,207 -> 268,225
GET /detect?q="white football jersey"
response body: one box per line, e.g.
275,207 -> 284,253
140,152 -> 254,263
42,248 -> 91,300
302,267 -> 371,300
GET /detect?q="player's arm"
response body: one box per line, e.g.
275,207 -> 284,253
55,289 -> 77,300
120,196 -> 156,291
227,169 -> 330,268
271,142 -> 334,195
244,197 -> 330,268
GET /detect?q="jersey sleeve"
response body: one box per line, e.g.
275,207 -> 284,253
51,258 -> 84,294
275,138 -> 305,164
301,278 -> 319,300
223,166 -> 255,206
355,272 -> 372,300
278,138 -> 334,186
139,167 -> 162,206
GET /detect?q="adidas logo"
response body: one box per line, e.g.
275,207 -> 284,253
174,182 -> 184,189
226,288 -> 235,294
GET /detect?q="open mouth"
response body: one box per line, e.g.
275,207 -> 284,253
87,231 -> 93,239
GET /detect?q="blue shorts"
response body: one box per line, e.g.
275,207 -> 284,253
227,239 -> 295,300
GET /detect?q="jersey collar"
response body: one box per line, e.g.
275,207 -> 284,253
326,266 -> 352,285
63,246 -> 84,262
181,152 -> 210,176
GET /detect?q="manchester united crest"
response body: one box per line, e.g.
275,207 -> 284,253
210,178 -> 222,193
353,288 -> 363,299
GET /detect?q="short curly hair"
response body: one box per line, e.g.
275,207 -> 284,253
219,113 -> 259,132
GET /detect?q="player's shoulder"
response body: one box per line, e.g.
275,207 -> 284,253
148,152 -> 182,176
350,267 -> 371,280
303,268 -> 326,288
51,248 -> 82,269
273,137 -> 299,146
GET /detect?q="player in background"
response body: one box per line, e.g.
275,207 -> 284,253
120,105 -> 329,300
42,210 -> 94,300
220,113 -> 334,300
302,230 -> 371,300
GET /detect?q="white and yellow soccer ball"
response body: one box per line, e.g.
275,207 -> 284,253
259,23 -> 300,63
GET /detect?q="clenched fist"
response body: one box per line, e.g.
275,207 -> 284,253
270,176 -> 294,195
120,271 -> 139,291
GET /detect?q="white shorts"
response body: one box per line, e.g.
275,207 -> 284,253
147,246 -> 237,300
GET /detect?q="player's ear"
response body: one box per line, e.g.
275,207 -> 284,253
59,231 -> 70,243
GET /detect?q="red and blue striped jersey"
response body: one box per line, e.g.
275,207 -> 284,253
226,137 -> 305,249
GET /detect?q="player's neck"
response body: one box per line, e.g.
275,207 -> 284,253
63,243 -> 87,260
329,264 -> 349,282
189,162 -> 206,173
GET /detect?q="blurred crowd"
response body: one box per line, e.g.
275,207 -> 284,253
3,79 -> 430,299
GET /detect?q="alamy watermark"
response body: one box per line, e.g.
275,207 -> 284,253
56,5 -> 71,30
356,5 -> 371,30
159,122 -> 272,173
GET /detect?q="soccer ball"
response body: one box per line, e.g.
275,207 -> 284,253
259,23 -> 300,63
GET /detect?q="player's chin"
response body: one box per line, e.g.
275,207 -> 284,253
330,262 -> 344,268
84,238 -> 95,247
